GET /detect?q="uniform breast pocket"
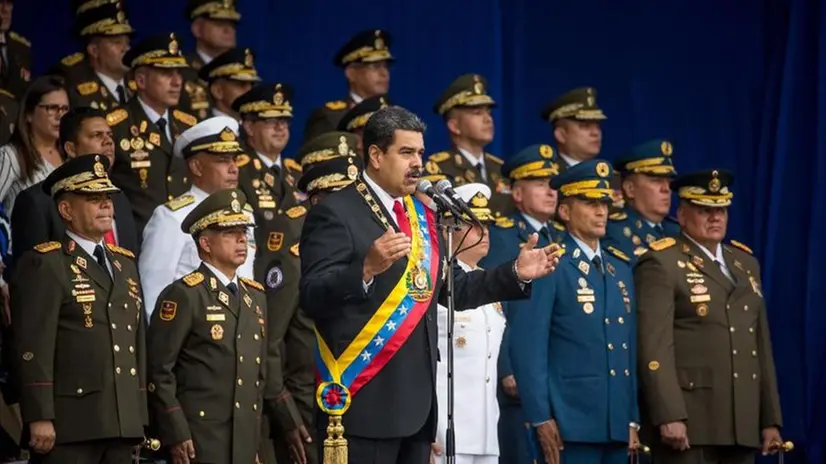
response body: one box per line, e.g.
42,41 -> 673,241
677,366 -> 712,392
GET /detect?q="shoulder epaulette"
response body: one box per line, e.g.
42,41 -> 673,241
0,88 -> 14,99
243,203 -> 253,212
9,32 -> 30,48
729,240 -> 753,255
235,153 -> 250,167
484,153 -> 504,164
325,100 -> 347,111
106,243 -> 135,258
495,217 -> 514,229
286,205 -> 307,219
429,151 -> 450,163
77,81 -> 99,96
240,277 -> 264,292
106,108 -> 128,127
284,158 -> 302,173
172,109 -> 197,126
128,80 -> 137,92
609,212 -> 627,221
34,241 -> 61,253
183,271 -> 204,287
606,246 -> 630,263
164,194 -> 195,211
649,237 -> 676,251
61,52 -> 84,67
551,220 -> 565,231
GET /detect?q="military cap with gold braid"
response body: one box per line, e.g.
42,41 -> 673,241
297,132 -> 361,195
671,169 -> 734,207
541,87 -> 606,123
337,95 -> 392,132
181,188 -> 254,235
42,154 -> 120,197
502,144 -> 560,181
173,115 -> 244,159
73,0 -> 118,14
198,47 -> 260,84
334,29 -> 395,68
185,0 -> 241,22
614,139 -> 677,178
122,33 -> 188,69
74,2 -> 134,37
446,183 -> 496,224
232,82 -> 294,119
550,159 -> 615,202
434,74 -> 496,116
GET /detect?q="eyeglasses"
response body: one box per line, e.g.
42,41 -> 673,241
37,104 -> 70,116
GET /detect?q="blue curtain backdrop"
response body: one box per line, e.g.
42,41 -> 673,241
14,0 -> 825,461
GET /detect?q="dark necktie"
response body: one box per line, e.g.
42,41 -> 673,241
539,225 -> 551,241
227,282 -> 238,296
654,224 -> 665,237
156,117 -> 169,145
473,162 -> 485,181
592,255 -> 603,275
93,245 -> 110,278
116,84 -> 127,104
271,163 -> 282,178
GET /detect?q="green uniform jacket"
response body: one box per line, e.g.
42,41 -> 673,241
49,52 -> 134,111
634,236 -> 783,448
179,52 -> 211,121
10,237 -> 148,445
301,96 -> 354,145
147,263 -> 267,464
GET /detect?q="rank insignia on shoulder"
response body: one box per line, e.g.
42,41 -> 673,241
729,240 -> 753,254
606,246 -> 630,263
243,203 -> 253,212
484,153 -> 504,165
165,194 -> 195,211
61,52 -> 84,67
495,217 -> 514,228
34,241 -> 61,253
428,151 -> 450,163
160,300 -> 177,321
325,100 -> 347,110
240,277 -> 264,292
128,80 -> 137,92
9,32 -> 31,47
649,237 -> 676,251
286,205 -> 307,219
77,81 -> 99,96
284,158 -> 302,173
551,220 -> 565,231
235,153 -> 250,167
172,109 -> 197,126
609,212 -> 628,221
106,108 -> 128,127
183,272 -> 205,287
290,243 -> 300,257
106,243 -> 135,258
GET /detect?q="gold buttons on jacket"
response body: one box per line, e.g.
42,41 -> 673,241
239,356 -> 244,363
618,317 -> 624,324
604,318 -> 610,325
622,343 -> 628,350
200,411 -> 205,417
744,305 -> 749,311
111,323 -> 117,330
624,369 -> 630,376
730,327 -> 735,332
116,367 -> 121,374
608,343 -> 614,350
237,379 -> 243,386
610,369 -> 616,376
752,373 -> 758,380
732,350 -> 738,355
127,325 -> 132,331
752,350 -> 757,357
77,388 -> 83,395
235,402 -> 240,409
129,346 -> 135,353
648,361 -> 660,371
733,373 -> 739,379
254,334 -> 260,341
749,327 -> 754,333
253,404 -> 258,411
114,345 -> 120,352
130,368 -> 136,376
256,357 -> 261,364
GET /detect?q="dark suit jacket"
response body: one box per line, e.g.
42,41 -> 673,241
299,180 -> 528,439
11,181 -> 139,264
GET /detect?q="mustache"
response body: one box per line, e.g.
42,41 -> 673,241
406,168 -> 423,179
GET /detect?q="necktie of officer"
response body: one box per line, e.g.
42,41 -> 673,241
592,255 -> 604,275
227,282 -> 239,296
654,223 -> 665,237
474,161 -> 486,182
116,84 -> 127,104
716,260 -> 735,283
156,117 -> 169,145
93,245 -> 111,278
539,225 -> 551,241
393,200 -> 411,238
271,163 -> 282,179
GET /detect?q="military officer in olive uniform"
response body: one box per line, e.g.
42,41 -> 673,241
148,188 -> 267,464
297,133 -> 361,205
604,139 -> 680,264
233,83 -> 318,463
302,29 -> 395,144
0,1 -> 31,98
635,170 -> 784,463
11,154 -> 148,463
482,144 -> 564,268
424,74 -> 512,218
337,94 -> 392,156
51,2 -> 135,111
0,86 -> 16,144
181,0 -> 241,121
107,33 -> 197,236
198,47 -> 260,120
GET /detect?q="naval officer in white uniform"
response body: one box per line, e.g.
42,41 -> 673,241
433,183 -> 506,464
139,116 -> 256,318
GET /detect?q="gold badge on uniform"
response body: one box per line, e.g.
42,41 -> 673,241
749,276 -> 763,297
456,336 -> 467,347
465,169 -> 476,182
572,248 -> 581,259
696,304 -> 709,317
677,260 -> 685,268
149,132 -> 161,147
264,173 -> 275,187
691,255 -> 704,268
160,301 -> 177,321
219,292 -> 230,306
690,284 -> 708,295
120,139 -> 130,151
632,235 -> 641,246
210,277 -> 217,290
22,352 -> 34,361
648,361 -> 660,371
267,232 -> 283,251
206,314 -> 226,322
290,243 -> 300,257
130,125 -> 139,137
211,324 -> 224,340
606,263 -> 615,276
113,260 -> 121,272
583,302 -> 594,314
578,261 -> 590,275
244,294 -> 252,307
76,257 -> 87,269
623,227 -> 631,237
454,154 -> 463,166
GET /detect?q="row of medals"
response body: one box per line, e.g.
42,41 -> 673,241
576,277 -> 632,315
122,124 -> 162,188
70,261 -> 142,328
678,258 -> 711,316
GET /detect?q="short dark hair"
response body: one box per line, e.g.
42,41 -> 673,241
362,106 -> 426,154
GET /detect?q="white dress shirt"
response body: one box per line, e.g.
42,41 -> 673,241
96,71 -> 125,101
521,213 -> 547,234
202,261 -> 238,288
137,97 -> 172,142
559,152 -> 582,167
139,186 -> 257,320
256,152 -> 283,170
435,260 -> 505,459
196,49 -> 214,66
66,230 -> 112,276
350,91 -> 364,105
458,147 -> 487,182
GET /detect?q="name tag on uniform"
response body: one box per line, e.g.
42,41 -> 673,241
206,314 -> 226,322
690,294 -> 711,303
577,295 -> 596,303
131,160 -> 151,169
76,294 -> 96,303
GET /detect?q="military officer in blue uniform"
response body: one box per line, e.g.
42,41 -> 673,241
604,139 -> 680,263
509,159 -> 641,464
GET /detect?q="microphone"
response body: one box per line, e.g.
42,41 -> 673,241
416,180 -> 466,219
435,179 -> 481,224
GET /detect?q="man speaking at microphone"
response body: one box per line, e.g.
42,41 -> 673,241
299,106 -> 560,464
